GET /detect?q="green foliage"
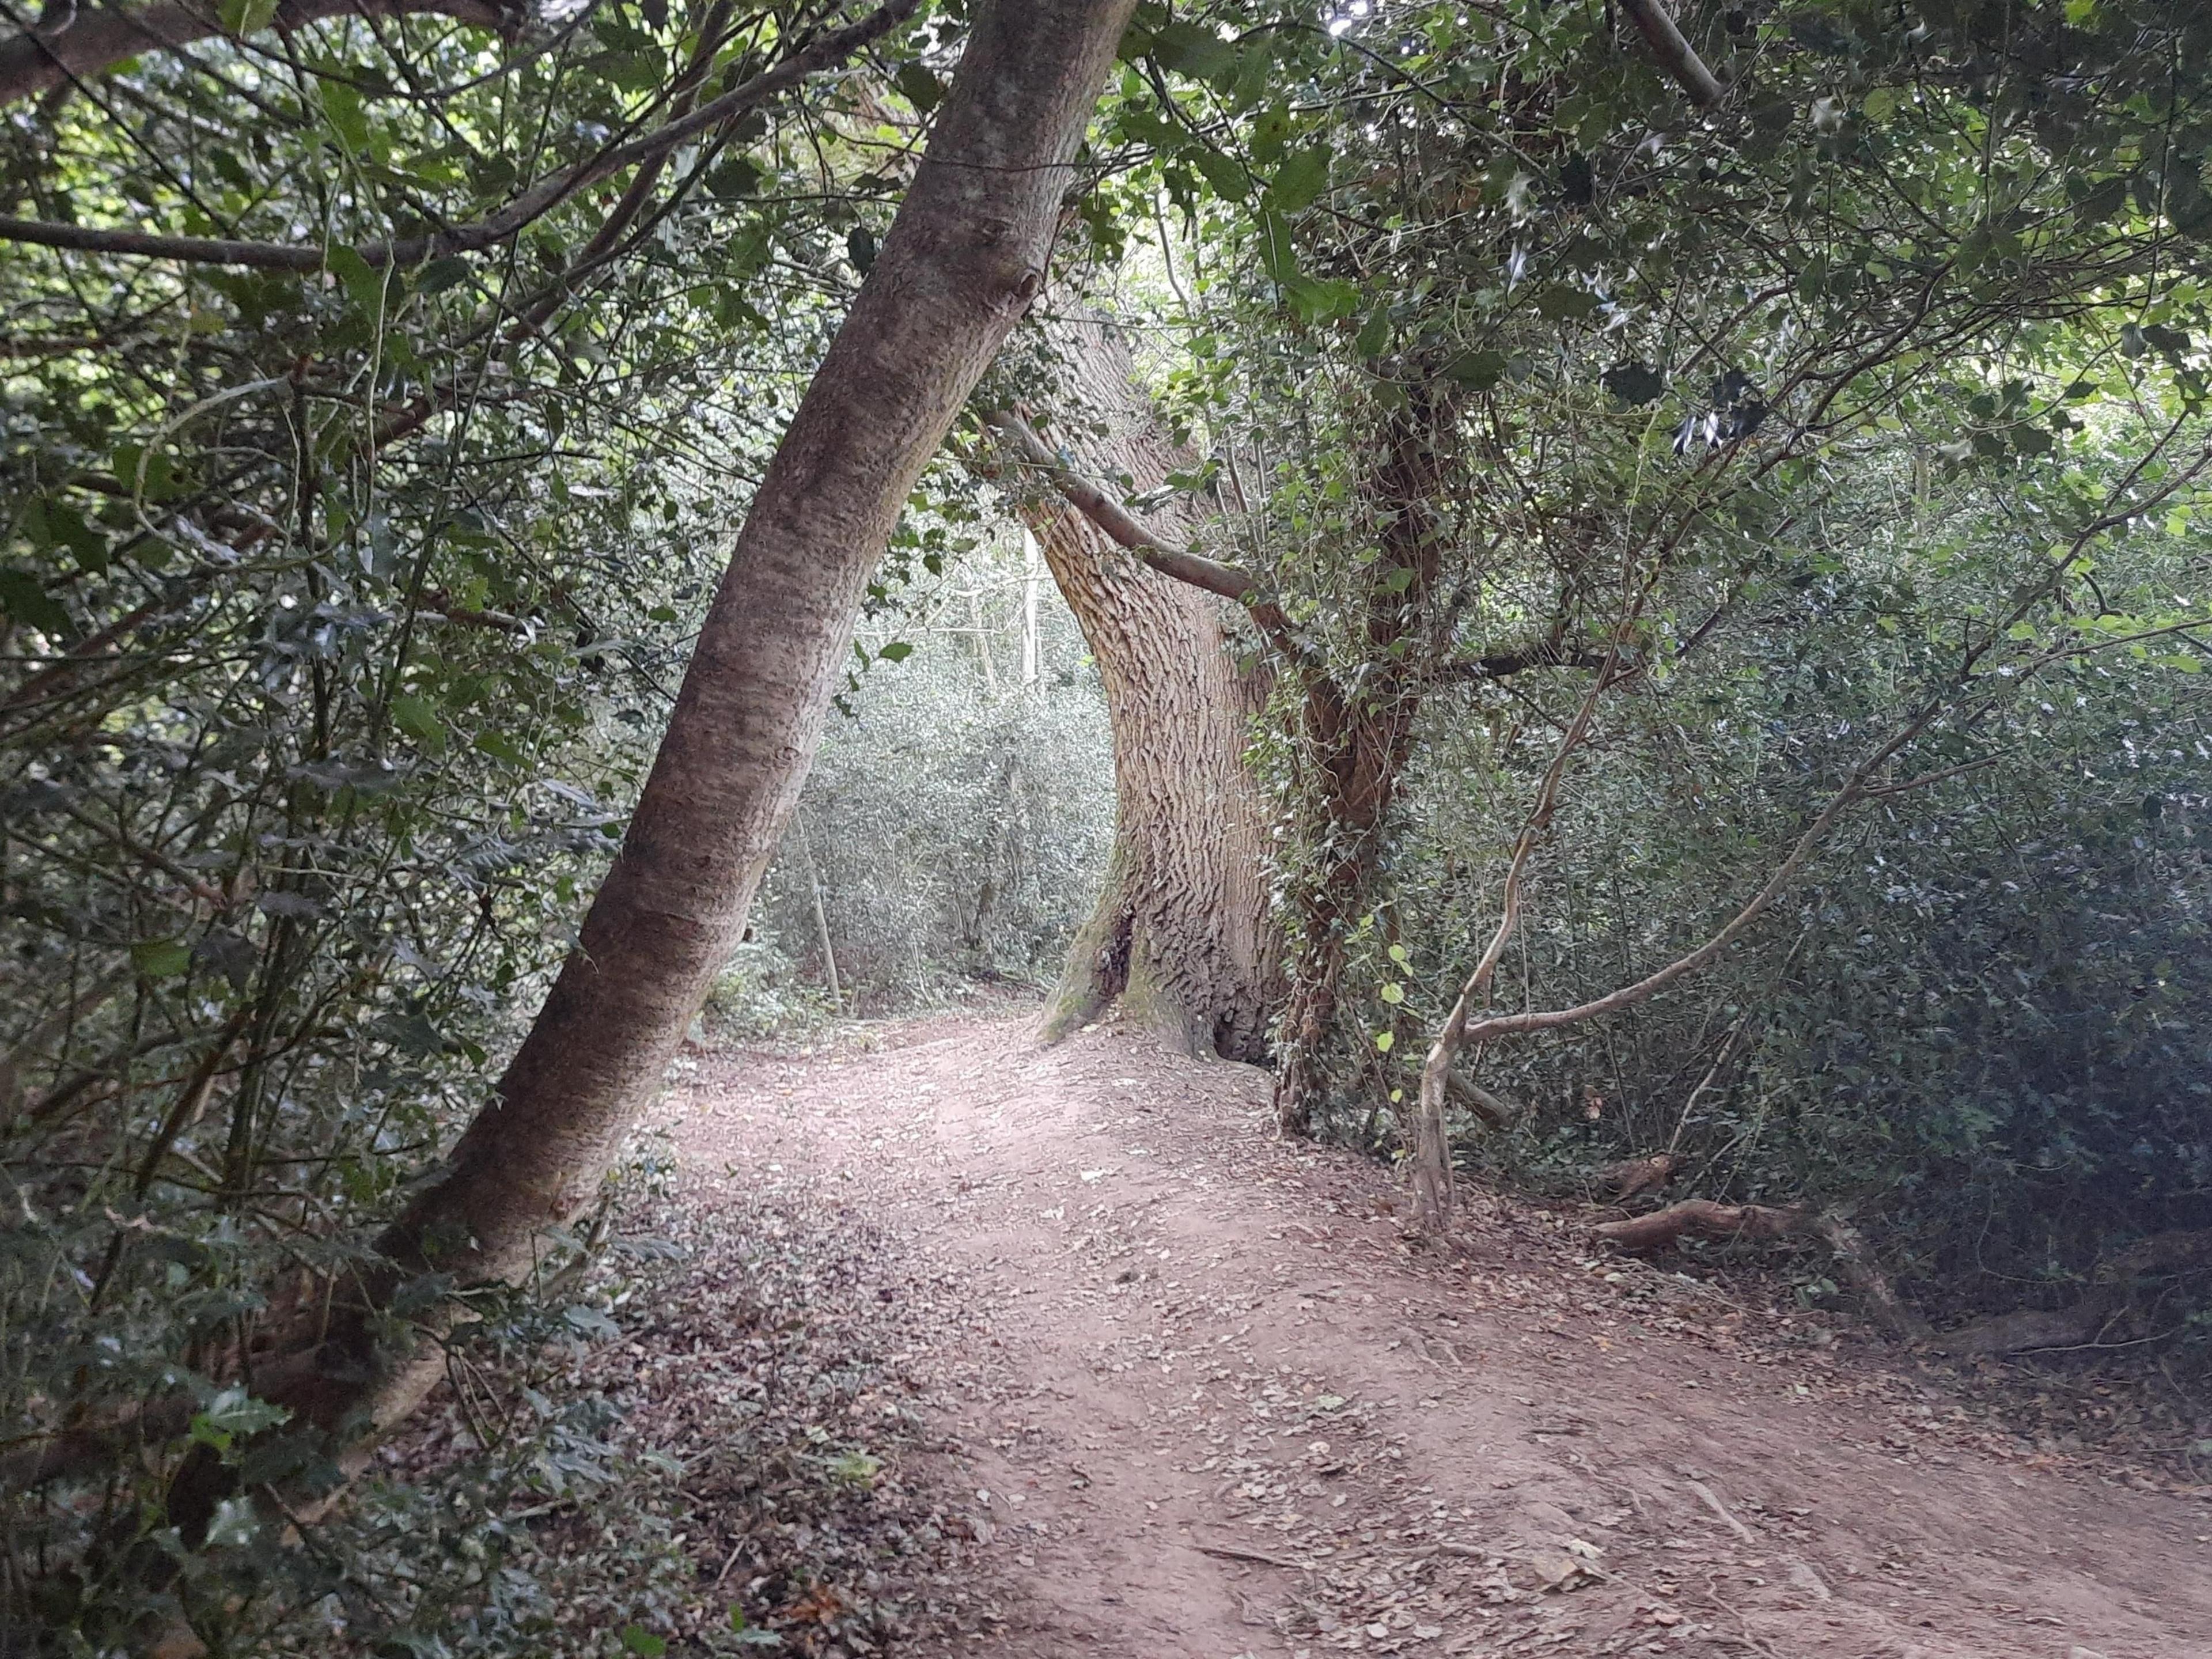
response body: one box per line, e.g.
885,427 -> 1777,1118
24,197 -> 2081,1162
1081,0 -> 2212,1324
757,528 -> 1116,1009
0,0 -> 950,1644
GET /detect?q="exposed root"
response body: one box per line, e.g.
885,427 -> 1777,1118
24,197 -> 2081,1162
1590,1198 -> 1809,1251
1591,1200 -> 1930,1342
1929,1228 -> 2212,1356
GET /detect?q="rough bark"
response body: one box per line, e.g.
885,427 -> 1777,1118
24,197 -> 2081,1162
288,0 -> 1137,1442
1014,317 -> 1279,1062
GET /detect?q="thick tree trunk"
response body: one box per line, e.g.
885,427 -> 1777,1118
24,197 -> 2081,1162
323,0 -> 1135,1435
1019,318 -> 1279,1062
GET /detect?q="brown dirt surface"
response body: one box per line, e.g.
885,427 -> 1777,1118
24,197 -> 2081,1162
649,1005 -> 2212,1658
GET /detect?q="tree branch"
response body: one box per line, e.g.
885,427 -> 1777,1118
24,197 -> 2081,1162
982,406 -> 1297,648
1441,637 -> 1615,681
0,0 -> 513,108
1453,716 -> 1927,1052
1616,0 -> 1725,109
0,0 -> 918,270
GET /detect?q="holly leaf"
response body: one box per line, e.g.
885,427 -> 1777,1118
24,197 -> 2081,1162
1601,361 -> 1666,405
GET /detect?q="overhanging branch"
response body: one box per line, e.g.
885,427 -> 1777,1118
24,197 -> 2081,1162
0,0 -> 512,108
982,407 -> 1297,648
1617,0 -> 1725,109
0,0 -> 917,270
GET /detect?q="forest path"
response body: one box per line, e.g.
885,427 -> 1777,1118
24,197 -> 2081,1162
663,1007 -> 2210,1659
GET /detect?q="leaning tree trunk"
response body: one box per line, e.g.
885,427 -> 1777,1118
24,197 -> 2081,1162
322,0 -> 1137,1438
1018,317 -> 1279,1062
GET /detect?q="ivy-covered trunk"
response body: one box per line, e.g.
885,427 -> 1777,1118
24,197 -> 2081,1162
1272,382 -> 1456,1134
1022,318 -> 1280,1062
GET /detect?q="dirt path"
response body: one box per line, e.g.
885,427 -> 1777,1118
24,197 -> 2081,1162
661,1009 -> 2211,1659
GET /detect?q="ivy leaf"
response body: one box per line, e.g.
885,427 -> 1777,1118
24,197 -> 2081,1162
599,47 -> 666,94
1283,275 -> 1359,323
1151,19 -> 1237,85
415,256 -> 471,295
1355,305 -> 1392,359
846,225 -> 877,277
26,499 -> 111,571
1192,148 -> 1251,200
474,730 -> 528,766
219,0 -> 281,32
326,245 -> 387,319
1380,982 -> 1405,1004
132,939 -> 192,979
199,1385 -> 291,1440
1270,147 -> 1331,213
1255,210 -> 1298,286
892,60 -> 942,112
876,640 -> 914,663
318,79 -> 371,153
1373,1030 -> 1395,1052
0,569 -> 71,635
389,693 -> 448,754
1444,348 -> 1508,389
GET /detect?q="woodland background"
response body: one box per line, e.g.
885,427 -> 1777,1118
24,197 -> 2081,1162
2,0 -> 2210,1650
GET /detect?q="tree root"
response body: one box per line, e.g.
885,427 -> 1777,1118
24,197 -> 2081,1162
1927,1228 -> 2212,1357
1596,1206 -> 2212,1355
1590,1200 -> 1929,1342
1590,1198 -> 1808,1251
